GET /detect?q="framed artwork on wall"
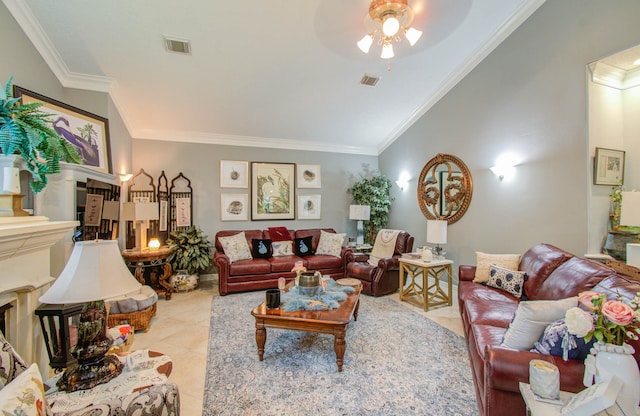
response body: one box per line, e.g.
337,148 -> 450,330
13,85 -> 112,174
594,147 -> 625,185
297,164 -> 321,188
297,195 -> 321,220
220,160 -> 249,188
251,162 -> 295,220
221,194 -> 249,221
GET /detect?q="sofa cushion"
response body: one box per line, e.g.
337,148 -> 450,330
315,230 -> 345,257
533,318 -> 595,361
486,265 -> 527,298
0,331 -> 28,389
294,236 -> 314,257
107,285 -> 158,314
251,239 -> 273,259
305,254 -> 343,270
463,297 -> 518,328
229,258 -> 271,275
272,241 -> 294,256
473,252 -> 520,283
521,244 -> 574,299
501,297 -> 578,350
219,231 -> 253,263
0,363 -> 46,414
269,255 -> 304,272
534,257 -> 614,300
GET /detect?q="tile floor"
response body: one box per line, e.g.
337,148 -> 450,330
132,277 -> 463,415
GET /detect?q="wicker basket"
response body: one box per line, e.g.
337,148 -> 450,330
108,302 -> 157,333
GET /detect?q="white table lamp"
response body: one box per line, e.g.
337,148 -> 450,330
123,201 -> 159,250
349,205 -> 370,245
427,219 -> 447,257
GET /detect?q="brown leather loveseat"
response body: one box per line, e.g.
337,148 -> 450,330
458,243 -> 640,416
214,228 -> 353,296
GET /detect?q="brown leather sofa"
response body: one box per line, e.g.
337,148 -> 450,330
458,243 -> 640,416
345,231 -> 414,296
214,228 -> 353,296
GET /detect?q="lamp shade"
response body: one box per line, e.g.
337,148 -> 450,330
427,220 -> 447,245
621,192 -> 640,227
123,202 -> 159,221
349,205 -> 371,221
39,240 -> 141,304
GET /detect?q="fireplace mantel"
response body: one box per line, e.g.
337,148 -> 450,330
0,216 -> 77,377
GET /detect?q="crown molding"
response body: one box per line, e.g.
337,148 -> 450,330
377,0 -> 547,154
133,129 -> 379,156
589,61 -> 640,90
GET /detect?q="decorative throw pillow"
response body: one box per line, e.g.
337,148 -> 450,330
268,227 -> 291,242
486,264 -> 527,298
294,236 -> 314,257
0,364 -> 46,415
501,296 -> 578,350
533,318 -> 595,361
251,239 -> 273,259
218,232 -> 253,263
473,252 -> 520,283
272,241 -> 294,257
0,331 -> 28,388
315,230 -> 345,257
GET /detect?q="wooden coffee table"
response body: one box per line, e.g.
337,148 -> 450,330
251,285 -> 361,372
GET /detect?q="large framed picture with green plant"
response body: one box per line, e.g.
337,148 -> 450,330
14,85 -> 112,174
251,162 -> 295,220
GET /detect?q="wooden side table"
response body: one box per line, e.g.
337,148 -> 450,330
121,247 -> 174,300
399,257 -> 453,311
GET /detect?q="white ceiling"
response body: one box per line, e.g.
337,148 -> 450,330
5,0 -> 545,155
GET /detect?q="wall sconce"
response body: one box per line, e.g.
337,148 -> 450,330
396,171 -> 411,191
119,173 -> 133,183
490,153 -> 519,181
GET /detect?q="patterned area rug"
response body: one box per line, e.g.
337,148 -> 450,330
203,291 -> 478,415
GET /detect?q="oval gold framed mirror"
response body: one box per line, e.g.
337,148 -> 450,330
417,153 -> 473,224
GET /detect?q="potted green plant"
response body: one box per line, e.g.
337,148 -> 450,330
166,225 -> 213,276
0,76 -> 83,193
349,172 -> 395,244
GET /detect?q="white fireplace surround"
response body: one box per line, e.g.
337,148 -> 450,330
0,216 -> 77,378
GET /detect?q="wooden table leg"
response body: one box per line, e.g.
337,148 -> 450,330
353,298 -> 360,322
334,327 -> 347,372
255,322 -> 266,361
158,263 -> 174,300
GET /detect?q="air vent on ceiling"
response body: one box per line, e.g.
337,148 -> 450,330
360,74 -> 380,87
164,36 -> 191,54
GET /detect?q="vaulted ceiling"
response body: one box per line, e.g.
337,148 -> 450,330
5,0 -> 545,155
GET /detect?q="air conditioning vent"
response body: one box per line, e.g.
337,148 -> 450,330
360,74 -> 380,87
164,36 -> 191,54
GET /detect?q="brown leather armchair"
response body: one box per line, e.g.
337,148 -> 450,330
345,231 -> 414,296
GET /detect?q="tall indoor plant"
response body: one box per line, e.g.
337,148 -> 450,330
349,173 -> 395,244
166,225 -> 213,275
0,76 -> 82,193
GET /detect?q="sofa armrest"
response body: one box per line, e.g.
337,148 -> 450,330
50,382 -> 180,416
459,265 -> 476,282
377,256 -> 400,270
213,252 -> 231,296
340,246 -> 354,267
485,345 -> 585,394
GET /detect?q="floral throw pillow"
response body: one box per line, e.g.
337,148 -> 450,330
272,241 -> 294,257
218,232 -> 253,263
315,230 -> 345,257
0,331 -> 28,388
0,364 -> 47,415
486,264 -> 527,298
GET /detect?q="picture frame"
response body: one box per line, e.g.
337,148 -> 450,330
296,164 -> 321,188
176,197 -> 192,227
594,147 -> 625,185
251,162 -> 295,220
221,194 -> 249,221
13,85 -> 112,174
297,195 -> 321,220
84,194 -> 104,226
220,160 -> 249,188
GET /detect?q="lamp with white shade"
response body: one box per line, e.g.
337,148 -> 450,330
621,191 -> 640,266
123,201 -> 159,250
349,205 -> 371,245
36,239 -> 142,392
427,219 -> 447,258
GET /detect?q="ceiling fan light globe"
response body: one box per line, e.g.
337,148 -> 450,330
357,34 -> 374,53
382,16 -> 400,37
405,27 -> 422,46
381,42 -> 394,59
